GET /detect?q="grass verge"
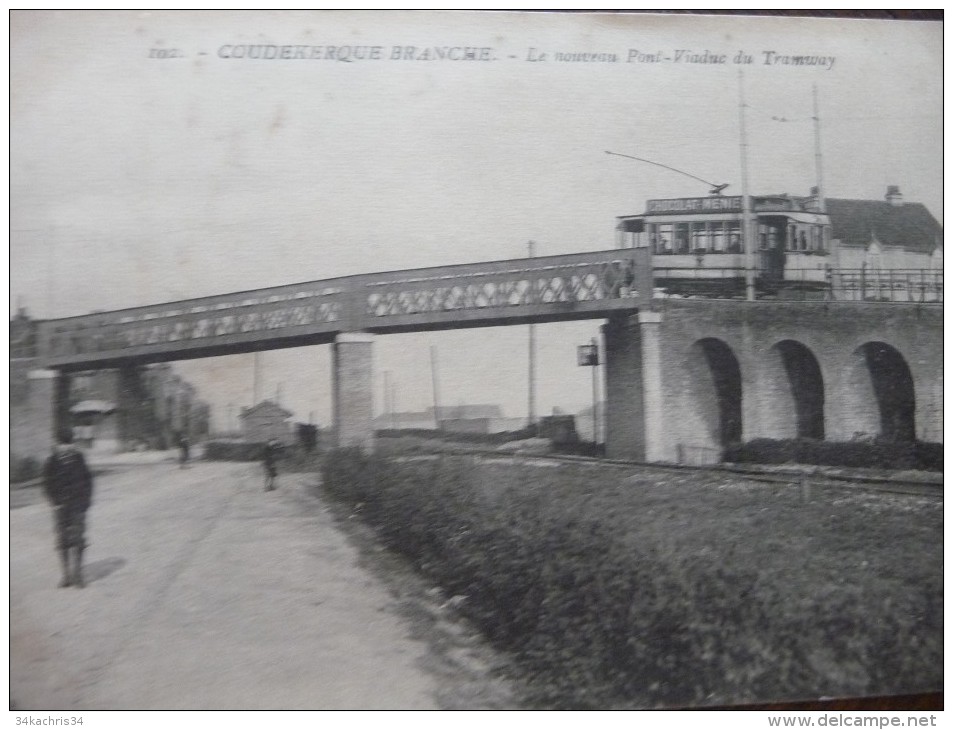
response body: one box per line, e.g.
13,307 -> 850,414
320,447 -> 942,709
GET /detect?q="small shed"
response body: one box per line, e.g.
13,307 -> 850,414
240,400 -> 293,443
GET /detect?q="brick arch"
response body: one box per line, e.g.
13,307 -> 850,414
763,339 -> 825,439
684,337 -> 743,448
843,341 -> 916,442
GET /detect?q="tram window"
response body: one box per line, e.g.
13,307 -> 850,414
711,222 -> 725,252
657,224 -> 673,254
674,223 -> 690,254
691,223 -> 708,251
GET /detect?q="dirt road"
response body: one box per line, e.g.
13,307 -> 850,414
10,460 -> 513,710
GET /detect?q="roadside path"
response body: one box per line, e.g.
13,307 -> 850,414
11,461 -> 443,710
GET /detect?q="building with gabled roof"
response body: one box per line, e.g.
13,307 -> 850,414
240,400 -> 293,443
826,186 -> 942,270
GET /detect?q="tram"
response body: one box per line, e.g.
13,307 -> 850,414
616,191 -> 831,297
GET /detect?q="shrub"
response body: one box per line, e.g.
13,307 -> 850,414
375,426 -> 540,446
914,441 -> 944,472
724,438 -> 941,472
203,440 -> 267,461
319,448 -> 940,708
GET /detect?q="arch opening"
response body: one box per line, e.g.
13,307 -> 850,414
685,338 -> 743,448
847,342 -> 916,442
771,340 -> 825,440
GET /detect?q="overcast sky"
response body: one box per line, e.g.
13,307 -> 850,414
10,11 -> 942,429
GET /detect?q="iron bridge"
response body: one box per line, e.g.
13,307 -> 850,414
39,248 -> 650,370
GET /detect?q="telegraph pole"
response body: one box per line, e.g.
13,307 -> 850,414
253,352 -> 263,404
527,240 -> 537,430
430,345 -> 442,429
590,338 -> 599,444
812,83 -> 825,215
738,69 -> 756,301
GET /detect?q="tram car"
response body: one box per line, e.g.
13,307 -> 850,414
616,185 -> 943,302
615,190 -> 831,298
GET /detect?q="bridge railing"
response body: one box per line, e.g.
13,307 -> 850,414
360,249 -> 647,319
40,276 -> 352,362
37,248 -> 649,365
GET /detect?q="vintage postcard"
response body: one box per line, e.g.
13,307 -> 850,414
10,11 -> 942,716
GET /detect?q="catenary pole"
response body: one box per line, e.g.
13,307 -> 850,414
738,70 -> 755,301
430,345 -> 442,429
527,240 -> 537,430
813,83 -> 826,215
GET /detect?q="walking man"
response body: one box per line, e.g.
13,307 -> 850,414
177,431 -> 190,468
43,430 -> 94,588
263,438 -> 281,492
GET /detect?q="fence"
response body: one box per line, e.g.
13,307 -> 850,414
829,269 -> 943,303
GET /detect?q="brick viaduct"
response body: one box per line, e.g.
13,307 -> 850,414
604,299 -> 942,462
12,249 -> 943,463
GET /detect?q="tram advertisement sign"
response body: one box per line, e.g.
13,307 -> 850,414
646,197 -> 743,215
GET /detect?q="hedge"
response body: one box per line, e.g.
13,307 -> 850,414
723,438 -> 942,472
203,440 -> 267,461
319,448 -> 940,708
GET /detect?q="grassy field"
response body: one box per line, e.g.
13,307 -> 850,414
319,446 -> 942,709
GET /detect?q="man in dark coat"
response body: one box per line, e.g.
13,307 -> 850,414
43,430 -> 94,588
263,438 -> 281,492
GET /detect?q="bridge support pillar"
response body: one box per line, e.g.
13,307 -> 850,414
603,310 -> 668,463
15,369 -> 71,460
603,316 -> 645,461
637,311 -> 667,463
332,333 -> 375,451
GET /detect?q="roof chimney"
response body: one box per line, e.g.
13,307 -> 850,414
885,185 -> 903,207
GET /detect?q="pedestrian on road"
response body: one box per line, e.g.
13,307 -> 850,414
177,431 -> 190,468
263,438 -> 281,491
43,430 -> 94,589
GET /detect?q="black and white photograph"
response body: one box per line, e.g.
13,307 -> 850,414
9,10 -> 942,717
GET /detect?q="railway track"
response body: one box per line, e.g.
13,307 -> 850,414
390,445 -> 943,499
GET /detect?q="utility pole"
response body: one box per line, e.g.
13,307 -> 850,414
527,240 -> 537,430
430,345 -> 442,429
590,337 -> 599,444
253,352 -> 262,404
812,83 -> 826,215
738,69 -> 756,302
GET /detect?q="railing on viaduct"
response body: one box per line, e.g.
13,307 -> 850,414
38,248 -> 651,369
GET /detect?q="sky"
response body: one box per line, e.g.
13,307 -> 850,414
10,11 -> 942,430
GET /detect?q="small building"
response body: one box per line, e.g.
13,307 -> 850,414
240,400 -> 293,443
432,405 -> 504,435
